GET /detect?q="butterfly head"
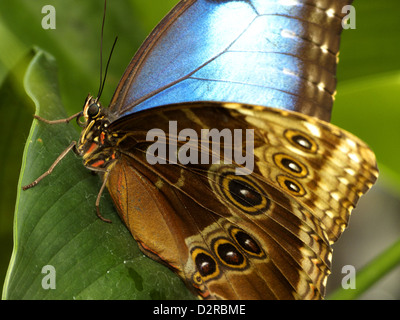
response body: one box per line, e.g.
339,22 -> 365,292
82,94 -> 103,123
75,94 -> 116,162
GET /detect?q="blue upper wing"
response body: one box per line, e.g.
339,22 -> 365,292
109,0 -> 353,121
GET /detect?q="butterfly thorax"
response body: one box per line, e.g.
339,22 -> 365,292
76,95 -> 120,172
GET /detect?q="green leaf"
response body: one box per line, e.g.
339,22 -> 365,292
3,49 -> 193,300
0,0 -> 180,290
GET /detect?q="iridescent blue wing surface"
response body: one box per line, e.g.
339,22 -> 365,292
108,0 -> 353,122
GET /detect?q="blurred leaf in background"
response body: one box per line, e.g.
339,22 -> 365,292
328,1 -> 400,299
0,0 -> 399,299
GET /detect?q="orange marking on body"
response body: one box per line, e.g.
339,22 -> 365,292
86,142 -> 98,155
91,160 -> 105,168
100,132 -> 105,144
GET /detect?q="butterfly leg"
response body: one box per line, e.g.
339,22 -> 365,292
95,168 -> 113,223
33,111 -> 82,125
22,141 -> 77,190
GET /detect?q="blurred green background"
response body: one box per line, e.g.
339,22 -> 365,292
0,0 -> 399,299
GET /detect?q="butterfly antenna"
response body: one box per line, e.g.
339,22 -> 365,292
98,36 -> 118,101
97,0 -> 118,102
97,0 -> 107,100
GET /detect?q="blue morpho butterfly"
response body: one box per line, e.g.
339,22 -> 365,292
24,0 -> 378,299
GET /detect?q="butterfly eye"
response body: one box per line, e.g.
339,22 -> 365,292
87,103 -> 100,118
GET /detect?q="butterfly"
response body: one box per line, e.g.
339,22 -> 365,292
23,0 -> 377,299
